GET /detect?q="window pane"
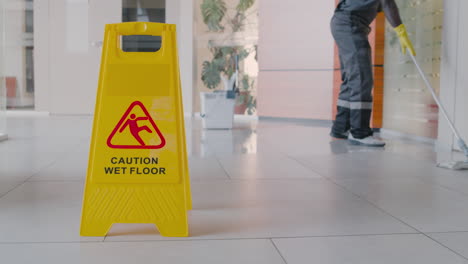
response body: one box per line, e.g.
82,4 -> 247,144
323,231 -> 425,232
122,0 -> 165,52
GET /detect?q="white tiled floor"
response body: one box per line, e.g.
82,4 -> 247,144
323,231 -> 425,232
1,115 -> 468,263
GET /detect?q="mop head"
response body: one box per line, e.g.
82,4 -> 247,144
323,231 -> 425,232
437,139 -> 468,170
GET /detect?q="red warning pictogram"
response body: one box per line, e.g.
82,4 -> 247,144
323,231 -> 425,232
107,101 -> 166,149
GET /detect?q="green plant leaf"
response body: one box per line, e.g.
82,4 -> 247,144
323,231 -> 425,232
203,46 -> 253,89
236,94 -> 246,105
201,0 -> 227,32
231,12 -> 247,32
238,48 -> 250,60
201,61 -> 222,89
237,0 -> 254,12
241,75 -> 250,91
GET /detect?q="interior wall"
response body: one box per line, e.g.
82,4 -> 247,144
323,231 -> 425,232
34,0 -> 194,115
33,0 -> 49,112
438,0 -> 468,151
257,1 -> 335,120
167,0 -> 194,115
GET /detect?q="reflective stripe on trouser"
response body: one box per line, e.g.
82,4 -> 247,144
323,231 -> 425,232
330,12 -> 374,139
337,100 -> 373,110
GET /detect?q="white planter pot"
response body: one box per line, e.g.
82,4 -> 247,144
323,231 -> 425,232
200,91 -> 235,129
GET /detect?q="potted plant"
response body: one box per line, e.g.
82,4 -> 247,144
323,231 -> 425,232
200,46 -> 249,129
199,0 -> 257,128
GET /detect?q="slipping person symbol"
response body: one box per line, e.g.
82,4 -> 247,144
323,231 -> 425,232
119,113 -> 153,146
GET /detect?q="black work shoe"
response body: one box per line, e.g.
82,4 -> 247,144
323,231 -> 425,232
330,131 -> 349,139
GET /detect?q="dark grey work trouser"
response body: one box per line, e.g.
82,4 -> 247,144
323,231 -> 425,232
330,12 -> 374,139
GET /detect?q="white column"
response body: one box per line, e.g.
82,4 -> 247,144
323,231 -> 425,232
33,0 -> 50,112
167,0 -> 194,115
438,0 -> 468,150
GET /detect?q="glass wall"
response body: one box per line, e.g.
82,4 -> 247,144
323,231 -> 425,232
122,0 -> 165,52
195,0 -> 259,116
4,0 -> 34,110
383,0 -> 443,138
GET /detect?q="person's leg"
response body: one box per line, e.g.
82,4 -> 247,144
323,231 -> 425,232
331,15 -> 384,146
347,32 -> 374,139
333,23 -> 373,139
331,55 -> 351,138
330,16 -> 352,138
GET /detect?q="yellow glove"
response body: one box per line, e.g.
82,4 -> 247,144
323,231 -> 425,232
394,24 -> 416,56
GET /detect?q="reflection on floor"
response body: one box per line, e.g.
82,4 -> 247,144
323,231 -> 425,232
1,115 -> 468,264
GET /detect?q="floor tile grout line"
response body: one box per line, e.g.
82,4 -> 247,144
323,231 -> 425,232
0,150 -> 70,200
279,151 -> 325,177
269,239 -> 289,264
0,164 -> 56,200
287,154 -> 468,261
0,182 -> 25,200
213,155 -> 232,180
426,231 -> 468,235
0,232 -> 425,245
421,232 -> 468,261
270,142 -> 330,179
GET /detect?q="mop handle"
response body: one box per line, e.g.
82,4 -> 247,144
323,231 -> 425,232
408,52 -> 464,142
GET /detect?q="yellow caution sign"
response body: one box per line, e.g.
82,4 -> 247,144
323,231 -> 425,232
80,22 -> 191,237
